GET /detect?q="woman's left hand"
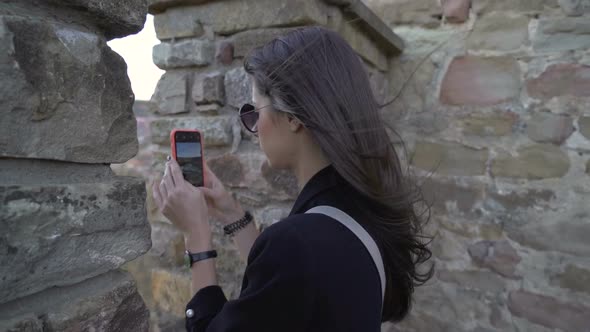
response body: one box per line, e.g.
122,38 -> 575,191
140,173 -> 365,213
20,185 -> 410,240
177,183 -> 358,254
152,158 -> 212,247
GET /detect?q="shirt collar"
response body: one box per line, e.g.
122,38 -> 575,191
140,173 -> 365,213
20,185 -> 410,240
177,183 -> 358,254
288,164 -> 342,216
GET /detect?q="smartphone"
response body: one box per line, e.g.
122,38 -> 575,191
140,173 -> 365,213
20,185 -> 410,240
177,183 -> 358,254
170,129 -> 205,187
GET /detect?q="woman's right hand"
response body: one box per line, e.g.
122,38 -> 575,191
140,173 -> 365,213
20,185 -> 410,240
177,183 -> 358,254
200,161 -> 245,225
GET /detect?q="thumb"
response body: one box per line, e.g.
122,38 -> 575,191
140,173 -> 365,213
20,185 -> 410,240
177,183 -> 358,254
200,186 -> 217,199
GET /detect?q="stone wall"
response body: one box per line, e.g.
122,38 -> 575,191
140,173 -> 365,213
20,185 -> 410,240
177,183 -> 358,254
116,0 -> 590,331
0,0 -> 151,331
116,0 -> 402,329
364,0 -> 590,331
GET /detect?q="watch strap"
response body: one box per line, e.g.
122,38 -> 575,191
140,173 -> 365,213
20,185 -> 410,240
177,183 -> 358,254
185,249 -> 217,268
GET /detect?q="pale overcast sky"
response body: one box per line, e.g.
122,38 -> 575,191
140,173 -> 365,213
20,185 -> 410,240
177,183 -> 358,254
107,15 -> 163,101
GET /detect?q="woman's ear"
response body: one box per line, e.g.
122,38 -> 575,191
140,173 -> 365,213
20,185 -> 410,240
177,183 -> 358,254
287,114 -> 304,133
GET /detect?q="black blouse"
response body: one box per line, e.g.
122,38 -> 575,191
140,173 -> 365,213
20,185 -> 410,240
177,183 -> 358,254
185,164 -> 382,331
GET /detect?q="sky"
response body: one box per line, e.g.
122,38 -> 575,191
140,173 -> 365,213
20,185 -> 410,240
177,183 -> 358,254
107,15 -> 163,101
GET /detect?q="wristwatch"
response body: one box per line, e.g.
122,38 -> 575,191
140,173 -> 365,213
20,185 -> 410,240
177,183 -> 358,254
184,249 -> 217,268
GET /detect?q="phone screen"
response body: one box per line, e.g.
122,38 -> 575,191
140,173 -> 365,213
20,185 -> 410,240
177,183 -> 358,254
175,134 -> 203,187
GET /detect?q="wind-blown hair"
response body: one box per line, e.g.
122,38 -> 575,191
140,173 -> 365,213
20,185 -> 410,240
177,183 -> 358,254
244,26 -> 433,322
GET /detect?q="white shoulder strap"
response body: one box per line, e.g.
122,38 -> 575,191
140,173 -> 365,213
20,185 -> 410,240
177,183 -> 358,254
305,205 -> 385,309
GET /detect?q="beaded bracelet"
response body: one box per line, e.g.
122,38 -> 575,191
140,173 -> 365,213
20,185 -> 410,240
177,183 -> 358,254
223,211 -> 253,237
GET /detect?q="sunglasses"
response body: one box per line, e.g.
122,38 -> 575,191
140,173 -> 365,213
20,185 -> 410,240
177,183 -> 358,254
239,103 -> 261,133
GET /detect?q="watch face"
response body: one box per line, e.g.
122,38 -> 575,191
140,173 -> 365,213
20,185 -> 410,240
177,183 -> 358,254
184,251 -> 191,268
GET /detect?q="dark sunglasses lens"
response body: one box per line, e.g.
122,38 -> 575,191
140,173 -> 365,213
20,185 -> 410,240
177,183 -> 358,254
239,104 -> 258,132
242,112 -> 258,131
239,104 -> 254,115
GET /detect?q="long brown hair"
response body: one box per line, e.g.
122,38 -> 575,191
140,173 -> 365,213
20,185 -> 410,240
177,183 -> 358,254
244,26 -> 433,322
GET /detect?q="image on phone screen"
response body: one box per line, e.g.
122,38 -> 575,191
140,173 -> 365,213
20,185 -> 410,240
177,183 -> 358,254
176,141 -> 203,187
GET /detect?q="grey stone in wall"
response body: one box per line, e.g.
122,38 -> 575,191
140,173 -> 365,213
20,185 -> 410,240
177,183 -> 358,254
0,14 -> 138,163
50,0 -> 148,39
151,70 -> 189,114
533,17 -> 590,52
153,0 -> 328,39
150,115 -> 234,147
192,71 -> 225,105
412,141 -> 489,176
363,0 -> 442,28
491,144 -> 571,179
231,28 -> 299,58
0,270 -> 149,332
508,290 -> 590,331
473,0 -> 559,14
0,175 -> 151,303
526,112 -> 574,145
467,13 -> 530,51
153,39 -> 214,69
224,67 -> 252,108
559,0 -> 590,16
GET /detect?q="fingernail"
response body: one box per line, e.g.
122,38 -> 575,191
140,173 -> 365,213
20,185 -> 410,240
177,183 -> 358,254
166,155 -> 171,161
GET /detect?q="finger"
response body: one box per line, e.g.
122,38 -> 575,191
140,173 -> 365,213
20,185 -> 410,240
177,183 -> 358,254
168,158 -> 185,187
159,178 -> 169,201
152,180 -> 163,210
200,186 -> 217,200
163,163 -> 176,189
203,160 -> 221,189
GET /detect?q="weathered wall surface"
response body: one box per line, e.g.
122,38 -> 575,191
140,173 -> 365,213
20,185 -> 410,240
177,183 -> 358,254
364,0 -> 590,331
115,0 -> 590,331
0,0 -> 151,330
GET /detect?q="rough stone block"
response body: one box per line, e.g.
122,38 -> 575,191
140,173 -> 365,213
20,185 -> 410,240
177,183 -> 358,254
411,141 -> 489,176
56,0 -> 148,39
467,240 -> 521,278
487,188 -> 555,212
208,153 -> 245,187
0,270 -> 149,332
216,41 -> 234,65
467,13 -> 529,51
150,115 -> 234,147
440,56 -> 521,106
508,290 -> 590,331
232,28 -> 298,58
362,0 -> 442,28
388,56 -> 437,117
442,0 -> 471,23
527,63 -> 590,100
154,0 -> 327,39
491,144 -> 570,179
151,268 -> 192,317
0,177 -> 151,304
151,70 -> 189,115
224,67 -> 252,108
458,112 -> 517,137
526,112 -> 574,144
420,178 -> 484,214
0,16 -> 138,163
437,270 -> 506,293
533,17 -> 590,52
474,0 -> 559,14
551,264 -> 590,295
338,20 -> 389,71
506,197 -> 589,256
153,39 -> 214,69
559,0 -> 590,16
580,116 -> 590,140
192,72 -> 225,105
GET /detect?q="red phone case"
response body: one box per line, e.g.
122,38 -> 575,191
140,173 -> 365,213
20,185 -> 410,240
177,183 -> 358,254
170,129 -> 206,187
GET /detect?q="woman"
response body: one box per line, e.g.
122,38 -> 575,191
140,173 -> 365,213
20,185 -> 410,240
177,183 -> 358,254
152,26 -> 433,331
